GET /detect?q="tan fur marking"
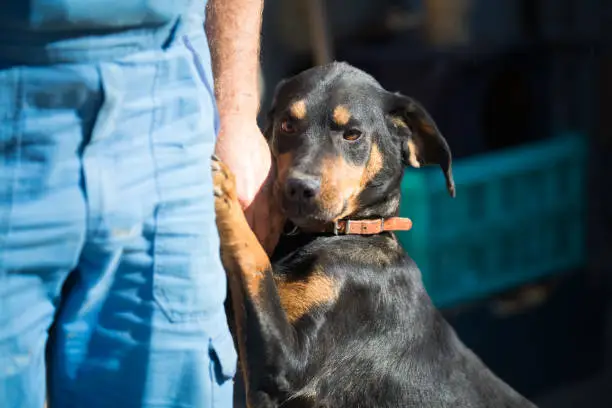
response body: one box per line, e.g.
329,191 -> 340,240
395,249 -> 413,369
275,267 -> 339,323
318,143 -> 384,220
319,155 -> 363,218
275,152 -> 294,199
216,205 -> 270,300
213,157 -> 272,312
406,140 -> 421,168
361,144 -> 383,187
213,159 -> 275,402
277,152 -> 294,180
332,105 -> 351,126
289,100 -> 307,120
390,116 -> 408,128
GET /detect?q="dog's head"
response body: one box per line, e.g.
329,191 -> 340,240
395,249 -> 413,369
264,62 -> 455,229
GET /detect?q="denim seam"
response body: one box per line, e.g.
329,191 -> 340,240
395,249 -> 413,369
148,58 -> 171,322
181,34 -> 219,135
0,21 -> 178,66
84,65 -> 110,238
0,68 -> 24,276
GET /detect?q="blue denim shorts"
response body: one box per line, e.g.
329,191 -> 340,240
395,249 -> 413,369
0,33 -> 236,408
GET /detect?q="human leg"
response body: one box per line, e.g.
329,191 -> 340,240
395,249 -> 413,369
48,33 -> 236,408
0,64 -> 97,408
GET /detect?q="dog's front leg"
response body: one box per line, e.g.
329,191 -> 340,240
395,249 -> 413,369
212,156 -> 297,407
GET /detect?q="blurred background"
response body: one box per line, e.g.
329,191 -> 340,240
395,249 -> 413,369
257,0 -> 611,406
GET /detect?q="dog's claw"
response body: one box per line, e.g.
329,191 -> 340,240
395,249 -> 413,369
211,160 -> 222,172
211,154 -> 220,162
213,186 -> 224,197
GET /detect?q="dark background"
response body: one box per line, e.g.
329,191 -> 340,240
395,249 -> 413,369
257,1 -> 612,406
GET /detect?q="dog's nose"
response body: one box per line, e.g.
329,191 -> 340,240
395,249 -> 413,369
285,177 -> 320,201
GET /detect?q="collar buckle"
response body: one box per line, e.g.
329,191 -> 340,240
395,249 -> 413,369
333,219 -> 350,235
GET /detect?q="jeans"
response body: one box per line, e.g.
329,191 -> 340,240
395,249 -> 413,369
0,33 -> 236,408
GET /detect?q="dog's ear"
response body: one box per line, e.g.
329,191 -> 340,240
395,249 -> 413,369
263,100 -> 276,142
263,79 -> 288,154
386,92 -> 455,197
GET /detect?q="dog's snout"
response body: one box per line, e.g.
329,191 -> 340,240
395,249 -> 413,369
285,177 -> 320,201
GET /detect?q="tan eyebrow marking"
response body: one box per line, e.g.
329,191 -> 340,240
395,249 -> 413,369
289,100 -> 307,119
332,105 -> 351,126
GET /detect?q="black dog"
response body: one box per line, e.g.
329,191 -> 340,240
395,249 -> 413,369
212,62 -> 537,408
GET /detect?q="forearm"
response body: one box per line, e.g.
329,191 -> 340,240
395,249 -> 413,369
205,0 -> 263,127
205,0 -> 278,246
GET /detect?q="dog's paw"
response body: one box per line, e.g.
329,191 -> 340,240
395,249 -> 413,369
212,155 -> 238,213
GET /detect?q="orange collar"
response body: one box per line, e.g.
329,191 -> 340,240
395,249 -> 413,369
287,217 -> 413,236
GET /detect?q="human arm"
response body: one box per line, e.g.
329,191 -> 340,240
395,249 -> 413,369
205,0 -> 282,254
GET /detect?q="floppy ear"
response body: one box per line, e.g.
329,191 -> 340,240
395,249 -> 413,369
262,79 -> 288,154
386,92 -> 456,197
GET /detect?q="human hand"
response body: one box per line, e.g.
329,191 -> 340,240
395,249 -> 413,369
214,119 -> 285,255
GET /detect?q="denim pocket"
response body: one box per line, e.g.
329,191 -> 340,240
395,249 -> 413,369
152,196 -> 226,323
148,44 -> 226,323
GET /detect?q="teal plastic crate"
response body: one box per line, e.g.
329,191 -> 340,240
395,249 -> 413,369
397,133 -> 587,308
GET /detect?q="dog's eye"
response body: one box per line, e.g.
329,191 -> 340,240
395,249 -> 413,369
280,119 -> 297,134
343,129 -> 362,141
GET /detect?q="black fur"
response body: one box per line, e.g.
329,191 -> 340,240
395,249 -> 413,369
228,62 -> 537,408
